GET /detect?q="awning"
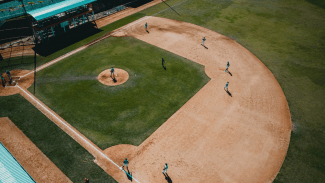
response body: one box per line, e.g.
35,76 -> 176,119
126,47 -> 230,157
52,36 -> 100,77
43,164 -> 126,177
27,0 -> 96,21
0,142 -> 36,183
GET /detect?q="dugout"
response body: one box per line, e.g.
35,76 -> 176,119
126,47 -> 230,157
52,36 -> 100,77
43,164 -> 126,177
26,0 -> 97,43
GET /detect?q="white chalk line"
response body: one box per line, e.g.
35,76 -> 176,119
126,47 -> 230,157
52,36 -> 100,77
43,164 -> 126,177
20,0 -> 189,78
17,84 -> 141,183
16,0 -> 189,182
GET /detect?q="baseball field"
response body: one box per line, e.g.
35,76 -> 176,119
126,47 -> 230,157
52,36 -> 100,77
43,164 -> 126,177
0,0 -> 324,182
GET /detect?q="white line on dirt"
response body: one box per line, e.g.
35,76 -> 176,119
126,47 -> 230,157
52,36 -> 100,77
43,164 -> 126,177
16,84 -> 141,183
20,0 -> 189,79
16,1 -> 189,182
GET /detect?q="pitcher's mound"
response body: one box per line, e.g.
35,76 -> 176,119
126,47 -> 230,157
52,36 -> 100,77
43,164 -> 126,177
98,68 -> 129,86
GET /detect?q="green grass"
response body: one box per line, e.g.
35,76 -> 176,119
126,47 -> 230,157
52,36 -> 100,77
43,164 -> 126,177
1,0 -> 324,182
33,36 -> 210,149
137,0 -> 325,182
0,95 -> 117,183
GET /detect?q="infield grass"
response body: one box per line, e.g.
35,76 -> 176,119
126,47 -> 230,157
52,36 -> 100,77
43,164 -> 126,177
32,36 -> 210,149
1,0 -> 324,182
0,95 -> 117,182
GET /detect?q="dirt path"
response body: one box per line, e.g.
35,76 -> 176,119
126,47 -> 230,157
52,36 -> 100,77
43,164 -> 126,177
95,0 -> 165,28
0,117 -> 72,183
107,16 -> 292,183
0,0 -> 164,60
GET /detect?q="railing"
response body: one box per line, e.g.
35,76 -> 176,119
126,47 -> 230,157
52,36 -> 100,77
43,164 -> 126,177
89,5 -> 127,21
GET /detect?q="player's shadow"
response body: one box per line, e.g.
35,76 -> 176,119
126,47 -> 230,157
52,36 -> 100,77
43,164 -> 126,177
163,173 -> 172,183
227,71 -> 232,76
110,75 -> 117,83
146,30 -> 149,34
224,88 -> 232,97
126,169 -> 132,181
201,44 -> 208,49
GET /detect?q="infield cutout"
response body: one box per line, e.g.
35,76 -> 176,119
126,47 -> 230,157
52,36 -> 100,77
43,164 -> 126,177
98,68 -> 129,86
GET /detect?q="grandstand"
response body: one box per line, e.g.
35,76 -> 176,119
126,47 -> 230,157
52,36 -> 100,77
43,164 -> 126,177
0,0 -> 66,22
27,0 -> 97,43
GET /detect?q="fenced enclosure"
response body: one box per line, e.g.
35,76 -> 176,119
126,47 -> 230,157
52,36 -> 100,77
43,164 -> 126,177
0,41 -> 36,73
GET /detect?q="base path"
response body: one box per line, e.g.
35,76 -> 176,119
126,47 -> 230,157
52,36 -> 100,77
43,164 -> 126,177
0,117 -> 71,183
109,16 -> 292,183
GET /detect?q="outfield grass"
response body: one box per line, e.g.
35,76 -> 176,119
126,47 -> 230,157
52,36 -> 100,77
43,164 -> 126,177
1,0 -> 324,182
0,95 -> 117,182
33,36 -> 210,149
136,0 -> 325,182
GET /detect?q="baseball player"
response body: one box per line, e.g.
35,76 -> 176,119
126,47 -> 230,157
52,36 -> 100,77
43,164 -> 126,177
224,82 -> 229,92
145,22 -> 148,30
84,178 -> 89,183
122,158 -> 129,170
162,163 -> 168,174
225,61 -> 230,73
201,37 -> 206,46
1,74 -> 6,87
162,58 -> 165,68
110,67 -> 115,78
6,70 -> 12,84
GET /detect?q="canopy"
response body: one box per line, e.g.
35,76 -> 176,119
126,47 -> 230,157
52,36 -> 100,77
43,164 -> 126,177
0,142 -> 36,183
27,0 -> 96,21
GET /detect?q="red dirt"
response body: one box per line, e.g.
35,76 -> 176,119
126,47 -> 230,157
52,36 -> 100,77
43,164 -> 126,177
98,68 -> 129,86
0,70 -> 34,96
0,0 -> 164,59
0,117 -> 72,183
95,0 -> 164,28
105,16 -> 292,183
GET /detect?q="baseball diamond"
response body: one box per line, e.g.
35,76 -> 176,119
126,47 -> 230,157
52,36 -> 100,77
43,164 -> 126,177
0,0 -> 324,183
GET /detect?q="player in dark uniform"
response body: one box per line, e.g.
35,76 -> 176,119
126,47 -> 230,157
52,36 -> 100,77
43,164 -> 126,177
1,74 -> 6,87
6,70 -> 12,84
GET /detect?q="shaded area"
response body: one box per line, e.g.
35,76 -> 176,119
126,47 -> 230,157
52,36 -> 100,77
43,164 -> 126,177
0,18 -> 33,45
306,0 -> 325,9
163,173 -> 172,183
33,36 -> 210,149
33,23 -> 102,57
0,95 -> 117,182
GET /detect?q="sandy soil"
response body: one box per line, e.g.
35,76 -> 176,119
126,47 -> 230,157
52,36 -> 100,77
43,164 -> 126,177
0,117 -> 72,183
0,69 -> 34,96
98,68 -> 129,86
104,16 -> 292,183
0,45 -> 35,60
0,0 -> 163,59
95,0 -> 164,28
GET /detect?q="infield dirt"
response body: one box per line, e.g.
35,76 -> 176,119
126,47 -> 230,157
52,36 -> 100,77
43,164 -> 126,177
0,117 -> 71,182
101,16 -> 292,183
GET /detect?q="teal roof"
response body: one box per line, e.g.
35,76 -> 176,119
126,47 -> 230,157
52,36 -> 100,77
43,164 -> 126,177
0,142 -> 36,183
27,0 -> 96,21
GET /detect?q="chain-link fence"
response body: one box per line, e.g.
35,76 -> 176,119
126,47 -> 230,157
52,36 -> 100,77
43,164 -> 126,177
0,41 -> 36,73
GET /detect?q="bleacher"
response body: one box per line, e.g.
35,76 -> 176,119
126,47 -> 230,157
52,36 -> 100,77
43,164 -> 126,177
0,0 -> 66,21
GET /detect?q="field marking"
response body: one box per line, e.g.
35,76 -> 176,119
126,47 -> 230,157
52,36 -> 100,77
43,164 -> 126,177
16,1 -> 189,182
16,84 -> 141,183
20,0 -> 189,78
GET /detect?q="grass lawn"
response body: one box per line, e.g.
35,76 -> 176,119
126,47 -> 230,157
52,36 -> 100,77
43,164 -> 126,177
136,0 -> 325,182
33,36 -> 210,149
1,0 -> 324,182
0,95 -> 117,183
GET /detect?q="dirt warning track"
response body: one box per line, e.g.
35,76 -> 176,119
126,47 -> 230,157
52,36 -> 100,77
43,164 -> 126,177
108,16 -> 292,183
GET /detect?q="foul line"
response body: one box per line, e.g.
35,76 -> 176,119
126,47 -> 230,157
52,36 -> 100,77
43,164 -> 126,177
16,0 -> 190,182
16,84 -> 141,183
20,0 -> 189,78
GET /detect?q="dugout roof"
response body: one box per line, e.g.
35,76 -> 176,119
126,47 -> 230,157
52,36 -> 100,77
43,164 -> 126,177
27,0 -> 96,21
0,142 -> 36,183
